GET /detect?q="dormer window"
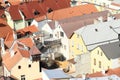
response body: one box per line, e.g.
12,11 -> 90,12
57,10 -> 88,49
47,8 -> 53,13
34,10 -> 40,15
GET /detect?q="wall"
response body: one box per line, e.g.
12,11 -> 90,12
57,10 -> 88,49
11,58 -> 42,80
3,65 -> 10,77
14,20 -> 25,30
69,33 -> 88,59
53,24 -> 70,60
5,11 -> 14,29
90,47 -> 111,73
111,58 -> 120,69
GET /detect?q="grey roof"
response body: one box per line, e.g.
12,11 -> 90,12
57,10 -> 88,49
47,11 -> 109,38
99,41 -> 120,59
58,10 -> 109,24
42,69 -> 70,79
75,19 -> 120,50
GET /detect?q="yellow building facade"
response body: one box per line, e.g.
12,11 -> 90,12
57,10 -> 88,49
69,33 -> 88,59
90,47 -> 111,73
11,58 -> 42,80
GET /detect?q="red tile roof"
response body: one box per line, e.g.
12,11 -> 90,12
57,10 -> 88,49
29,46 -> 41,55
17,25 -> 39,34
8,0 -> 70,20
47,4 -> 98,20
7,0 -> 21,5
9,5 -> 22,20
0,18 -> 13,39
2,40 -> 31,71
88,67 -> 120,78
18,38 -> 35,48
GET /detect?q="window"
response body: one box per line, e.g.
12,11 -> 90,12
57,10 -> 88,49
94,59 -> 96,65
92,69 -> 94,73
18,65 -> 21,69
72,41 -> 74,47
34,10 -> 40,15
28,21 -> 31,26
99,61 -> 101,68
28,64 -> 31,68
77,44 -> 80,50
21,75 -> 25,80
77,34 -> 79,38
64,45 -> 66,50
60,32 -> 64,37
97,50 -> 99,55
101,52 -> 102,56
14,51 -> 17,55
47,8 -> 53,13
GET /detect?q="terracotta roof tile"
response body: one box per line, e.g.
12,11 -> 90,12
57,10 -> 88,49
2,41 -> 31,71
2,48 -> 23,71
4,32 -> 14,42
88,67 -> 120,78
9,5 -> 22,20
17,25 -> 39,33
18,38 -> 34,48
18,48 -> 30,58
47,4 -> 98,20
8,0 -> 70,20
29,46 -> 41,55
0,18 -> 13,39
60,19 -> 93,38
7,0 -> 21,5
48,10 -> 108,38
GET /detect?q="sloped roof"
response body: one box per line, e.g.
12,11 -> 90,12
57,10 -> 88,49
42,68 -> 70,79
47,4 -> 98,20
2,42 -> 28,71
58,10 -> 109,24
0,18 -> 13,39
9,5 -> 22,20
29,46 -> 41,55
48,11 -> 108,39
2,40 -> 31,71
17,25 -> 39,33
8,0 -> 70,21
75,19 -> 120,50
99,41 -> 120,59
18,38 -> 35,48
88,67 -> 120,77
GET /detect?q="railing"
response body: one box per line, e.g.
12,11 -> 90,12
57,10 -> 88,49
44,39 -> 61,46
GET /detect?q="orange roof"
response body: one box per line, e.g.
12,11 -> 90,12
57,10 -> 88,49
88,67 -> 120,78
17,25 -> 39,33
2,41 -> 30,71
7,0 -> 21,5
0,18 -> 13,39
8,0 -> 70,21
5,32 -> 14,42
35,15 -> 46,22
18,38 -> 34,48
47,4 -> 98,20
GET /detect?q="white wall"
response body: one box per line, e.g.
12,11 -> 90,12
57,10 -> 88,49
111,58 -> 120,68
53,24 -> 70,59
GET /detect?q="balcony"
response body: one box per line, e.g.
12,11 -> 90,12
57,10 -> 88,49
44,39 -> 61,47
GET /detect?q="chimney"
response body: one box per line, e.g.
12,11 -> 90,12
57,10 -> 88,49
82,74 -> 86,80
9,40 -> 17,57
0,38 -> 5,56
102,70 -> 105,75
13,31 -> 17,40
55,21 -> 59,28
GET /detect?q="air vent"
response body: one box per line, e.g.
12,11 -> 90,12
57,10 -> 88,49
95,29 -> 98,32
